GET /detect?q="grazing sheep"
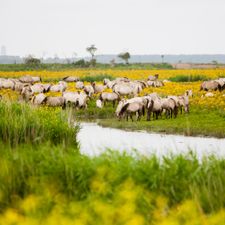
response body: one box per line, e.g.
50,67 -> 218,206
50,83 -> 66,92
31,93 -> 47,105
103,78 -> 116,88
77,92 -> 88,109
0,79 -> 15,90
19,75 -> 34,84
63,91 -> 80,106
200,80 -> 220,91
44,96 -> 66,108
146,97 -> 162,121
14,82 -> 29,92
31,84 -> 45,93
62,76 -> 79,82
161,97 -> 178,119
84,85 -> 94,97
118,101 -> 145,121
32,76 -> 42,83
76,81 -> 84,89
21,86 -> 34,102
91,82 -> 106,93
148,74 -> 159,81
99,92 -> 120,107
215,78 -> 225,91
42,83 -> 52,92
147,80 -> 164,87
113,83 -> 140,97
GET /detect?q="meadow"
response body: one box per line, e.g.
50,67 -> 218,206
0,68 -> 225,138
0,68 -> 225,224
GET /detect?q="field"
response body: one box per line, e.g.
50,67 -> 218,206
0,68 -> 225,224
1,68 -> 224,137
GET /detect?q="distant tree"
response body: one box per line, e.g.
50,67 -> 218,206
118,52 -> 130,64
73,59 -> 89,68
86,45 -> 97,66
161,55 -> 164,63
212,60 -> 218,65
24,55 -> 41,66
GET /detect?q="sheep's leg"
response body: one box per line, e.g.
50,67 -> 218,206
156,112 -> 158,120
137,111 -> 140,121
147,110 -> 151,121
174,107 -> 178,118
130,114 -> 133,122
166,110 -> 170,119
187,105 -> 190,113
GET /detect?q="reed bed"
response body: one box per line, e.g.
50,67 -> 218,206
0,101 -> 79,147
1,145 -> 225,224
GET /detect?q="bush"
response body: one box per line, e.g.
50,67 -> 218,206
24,56 -> 41,69
73,59 -> 90,68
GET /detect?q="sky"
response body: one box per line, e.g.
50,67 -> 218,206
0,0 -> 225,57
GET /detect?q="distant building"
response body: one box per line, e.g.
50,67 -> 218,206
0,45 -> 6,56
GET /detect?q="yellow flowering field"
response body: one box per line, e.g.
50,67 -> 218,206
0,69 -> 224,110
0,68 -> 224,80
1,179 -> 225,225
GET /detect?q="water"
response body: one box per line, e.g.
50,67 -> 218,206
77,122 -> 225,159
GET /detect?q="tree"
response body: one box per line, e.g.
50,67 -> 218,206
118,52 -> 130,64
161,55 -> 164,63
212,60 -> 218,65
86,45 -> 97,66
24,55 -> 41,66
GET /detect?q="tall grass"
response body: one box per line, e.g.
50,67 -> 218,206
1,146 -> 225,215
169,74 -> 208,82
80,74 -> 114,82
0,101 -> 79,147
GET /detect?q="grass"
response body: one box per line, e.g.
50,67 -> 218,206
0,101 -> 79,147
98,108 -> 225,138
1,144 -> 225,215
74,99 -> 225,138
0,99 -> 225,224
80,74 -> 115,82
0,63 -> 173,71
169,74 -> 208,82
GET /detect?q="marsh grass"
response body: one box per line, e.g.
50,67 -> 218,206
80,74 -> 114,82
0,101 -> 79,147
74,100 -> 225,138
1,145 -> 225,215
169,74 -> 208,82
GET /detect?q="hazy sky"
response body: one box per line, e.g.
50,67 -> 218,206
0,0 -> 225,57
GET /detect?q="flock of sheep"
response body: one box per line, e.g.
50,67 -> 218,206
0,74 -> 224,121
200,78 -> 225,97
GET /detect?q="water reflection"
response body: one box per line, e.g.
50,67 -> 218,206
77,123 -> 225,160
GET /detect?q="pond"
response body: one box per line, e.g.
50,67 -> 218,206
77,122 -> 225,159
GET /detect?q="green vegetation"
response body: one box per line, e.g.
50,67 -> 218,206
169,74 -> 208,82
1,144 -> 225,215
0,102 -> 79,147
75,100 -> 225,138
0,100 -> 225,224
0,62 -> 173,71
80,74 -> 115,82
